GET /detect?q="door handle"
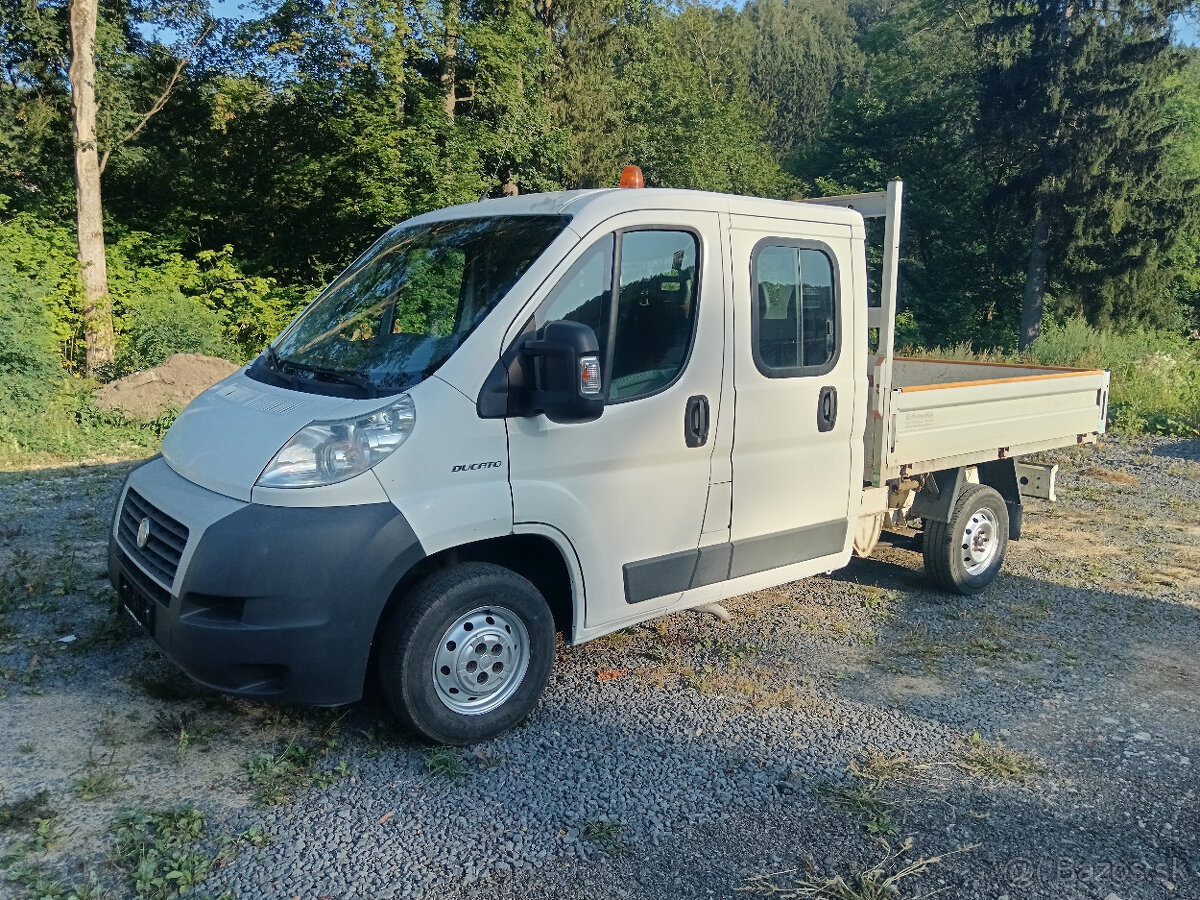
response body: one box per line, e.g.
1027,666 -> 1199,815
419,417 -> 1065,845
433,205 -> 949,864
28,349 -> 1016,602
685,395 -> 709,448
817,386 -> 837,433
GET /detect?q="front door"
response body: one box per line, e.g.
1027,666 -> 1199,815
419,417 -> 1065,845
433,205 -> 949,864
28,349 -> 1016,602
507,212 -> 725,630
725,217 -> 860,576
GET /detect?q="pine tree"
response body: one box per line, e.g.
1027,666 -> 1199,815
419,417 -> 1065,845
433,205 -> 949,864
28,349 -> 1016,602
979,0 -> 1198,346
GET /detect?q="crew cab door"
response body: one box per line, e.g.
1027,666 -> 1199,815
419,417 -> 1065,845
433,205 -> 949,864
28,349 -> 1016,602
506,212 -> 725,630
725,217 -> 861,576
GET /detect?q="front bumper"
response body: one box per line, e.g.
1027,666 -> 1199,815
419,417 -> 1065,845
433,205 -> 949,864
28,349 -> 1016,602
109,458 -> 425,705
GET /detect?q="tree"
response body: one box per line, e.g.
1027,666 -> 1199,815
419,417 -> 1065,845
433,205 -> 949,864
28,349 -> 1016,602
616,3 -> 790,195
797,0 -> 1025,348
745,0 -> 863,162
68,0 -> 115,375
979,0 -> 1198,347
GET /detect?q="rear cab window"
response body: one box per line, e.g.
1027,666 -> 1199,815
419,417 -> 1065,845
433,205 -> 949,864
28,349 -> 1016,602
751,242 -> 838,377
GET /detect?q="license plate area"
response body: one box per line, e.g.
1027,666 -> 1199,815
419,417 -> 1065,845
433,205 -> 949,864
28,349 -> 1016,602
119,572 -> 156,632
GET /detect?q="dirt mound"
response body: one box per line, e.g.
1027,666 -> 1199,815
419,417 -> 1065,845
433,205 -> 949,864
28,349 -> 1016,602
95,353 -> 240,421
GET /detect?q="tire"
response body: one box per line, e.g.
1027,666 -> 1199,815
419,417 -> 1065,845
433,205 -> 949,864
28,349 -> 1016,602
377,562 -> 556,745
922,484 -> 1009,595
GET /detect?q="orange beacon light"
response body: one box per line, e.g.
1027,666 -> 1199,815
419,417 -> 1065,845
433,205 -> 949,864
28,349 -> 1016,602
619,165 -> 645,188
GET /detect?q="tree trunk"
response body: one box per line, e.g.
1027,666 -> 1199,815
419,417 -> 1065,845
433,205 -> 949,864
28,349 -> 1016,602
1019,198 -> 1050,351
441,0 -> 459,121
68,0 -> 114,376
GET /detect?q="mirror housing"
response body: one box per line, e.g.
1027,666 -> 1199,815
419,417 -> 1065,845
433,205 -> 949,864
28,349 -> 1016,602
523,320 -> 605,424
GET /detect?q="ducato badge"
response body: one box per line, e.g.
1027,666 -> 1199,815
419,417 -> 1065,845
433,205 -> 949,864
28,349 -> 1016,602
136,518 -> 151,549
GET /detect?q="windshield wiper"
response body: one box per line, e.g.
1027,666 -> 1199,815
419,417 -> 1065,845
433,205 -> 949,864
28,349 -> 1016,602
263,346 -> 379,398
263,344 -> 305,390
307,366 -> 379,398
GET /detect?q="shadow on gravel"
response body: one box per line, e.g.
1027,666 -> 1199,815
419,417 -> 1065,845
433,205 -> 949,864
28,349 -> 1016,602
1148,437 -> 1200,460
816,548 -> 1200,899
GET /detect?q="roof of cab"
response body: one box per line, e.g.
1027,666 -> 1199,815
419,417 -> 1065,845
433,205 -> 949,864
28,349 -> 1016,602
405,187 -> 864,232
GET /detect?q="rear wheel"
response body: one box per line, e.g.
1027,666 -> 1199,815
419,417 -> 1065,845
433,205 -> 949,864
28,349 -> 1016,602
377,562 -> 556,745
922,484 -> 1009,594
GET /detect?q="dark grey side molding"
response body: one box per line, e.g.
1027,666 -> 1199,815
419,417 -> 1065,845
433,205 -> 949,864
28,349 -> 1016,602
622,519 -> 848,604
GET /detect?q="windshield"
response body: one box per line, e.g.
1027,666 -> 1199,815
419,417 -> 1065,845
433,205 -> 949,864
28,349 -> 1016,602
266,215 -> 571,395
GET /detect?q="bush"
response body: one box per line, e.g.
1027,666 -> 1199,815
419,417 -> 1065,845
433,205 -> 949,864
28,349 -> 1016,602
108,232 -> 313,365
1027,318 -> 1200,436
0,205 -> 322,464
114,292 -> 237,376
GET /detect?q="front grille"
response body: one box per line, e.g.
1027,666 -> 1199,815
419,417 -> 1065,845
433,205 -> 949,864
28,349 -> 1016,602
116,488 -> 189,589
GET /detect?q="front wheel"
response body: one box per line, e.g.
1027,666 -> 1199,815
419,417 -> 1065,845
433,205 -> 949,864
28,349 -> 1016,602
922,484 -> 1009,594
377,563 -> 557,745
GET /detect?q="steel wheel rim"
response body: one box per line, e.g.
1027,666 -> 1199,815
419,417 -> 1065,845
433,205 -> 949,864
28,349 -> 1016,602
961,506 -> 1000,575
433,606 -> 530,715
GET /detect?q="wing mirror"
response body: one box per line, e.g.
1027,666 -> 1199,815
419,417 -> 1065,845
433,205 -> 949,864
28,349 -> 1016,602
522,320 -> 605,424
475,319 -> 605,423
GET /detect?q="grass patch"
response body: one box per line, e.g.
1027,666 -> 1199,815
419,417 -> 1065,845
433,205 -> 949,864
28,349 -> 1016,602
821,781 -> 899,837
109,807 -> 215,899
1080,466 -> 1140,486
856,585 -> 899,617
2,862 -> 110,900
153,710 -> 222,755
1167,460 -> 1200,481
424,747 -> 469,781
875,624 -> 948,674
74,770 -> 128,802
847,748 -> 935,787
3,815 -> 64,858
954,732 -> 1041,780
582,817 -> 625,854
738,838 -> 974,899
73,749 -> 129,801
634,660 -> 825,712
246,732 -> 349,805
0,790 -> 55,833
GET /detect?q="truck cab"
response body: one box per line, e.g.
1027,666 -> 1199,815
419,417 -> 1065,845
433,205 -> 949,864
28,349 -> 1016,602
109,182 -> 1106,744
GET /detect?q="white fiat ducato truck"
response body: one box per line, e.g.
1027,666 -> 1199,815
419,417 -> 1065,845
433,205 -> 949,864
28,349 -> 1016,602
109,178 -> 1109,744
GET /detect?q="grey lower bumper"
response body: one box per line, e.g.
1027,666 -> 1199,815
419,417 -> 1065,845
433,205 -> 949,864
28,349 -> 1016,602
109,458 -> 425,705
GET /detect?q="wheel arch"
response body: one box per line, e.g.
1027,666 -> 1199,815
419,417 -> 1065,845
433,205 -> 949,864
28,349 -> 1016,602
372,532 -> 578,657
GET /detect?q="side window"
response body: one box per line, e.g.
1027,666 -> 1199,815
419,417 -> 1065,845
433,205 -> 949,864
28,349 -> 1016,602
538,236 -> 613,365
609,230 -> 700,401
536,230 -> 701,403
752,243 -> 837,376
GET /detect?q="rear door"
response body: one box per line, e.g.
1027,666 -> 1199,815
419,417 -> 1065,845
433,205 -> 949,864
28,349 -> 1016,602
724,217 -> 860,576
506,212 -> 726,630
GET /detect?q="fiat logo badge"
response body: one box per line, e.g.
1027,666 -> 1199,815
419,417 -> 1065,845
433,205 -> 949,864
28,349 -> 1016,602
136,518 -> 151,549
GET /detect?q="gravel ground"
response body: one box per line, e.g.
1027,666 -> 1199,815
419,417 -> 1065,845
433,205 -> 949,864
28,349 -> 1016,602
1,435 -> 1198,900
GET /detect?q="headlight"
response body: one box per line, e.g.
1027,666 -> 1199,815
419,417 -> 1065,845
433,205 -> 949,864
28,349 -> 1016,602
256,395 -> 416,488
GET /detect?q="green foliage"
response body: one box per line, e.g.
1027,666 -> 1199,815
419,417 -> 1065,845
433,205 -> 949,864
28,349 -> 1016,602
619,4 -> 791,196
115,294 -> 232,376
1027,319 -> 1200,435
246,731 -> 349,805
109,808 -> 216,900
107,232 -> 310,370
0,208 -> 239,462
424,747 -> 469,780
0,791 -> 54,832
978,0 -> 1198,332
747,0 -> 864,160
